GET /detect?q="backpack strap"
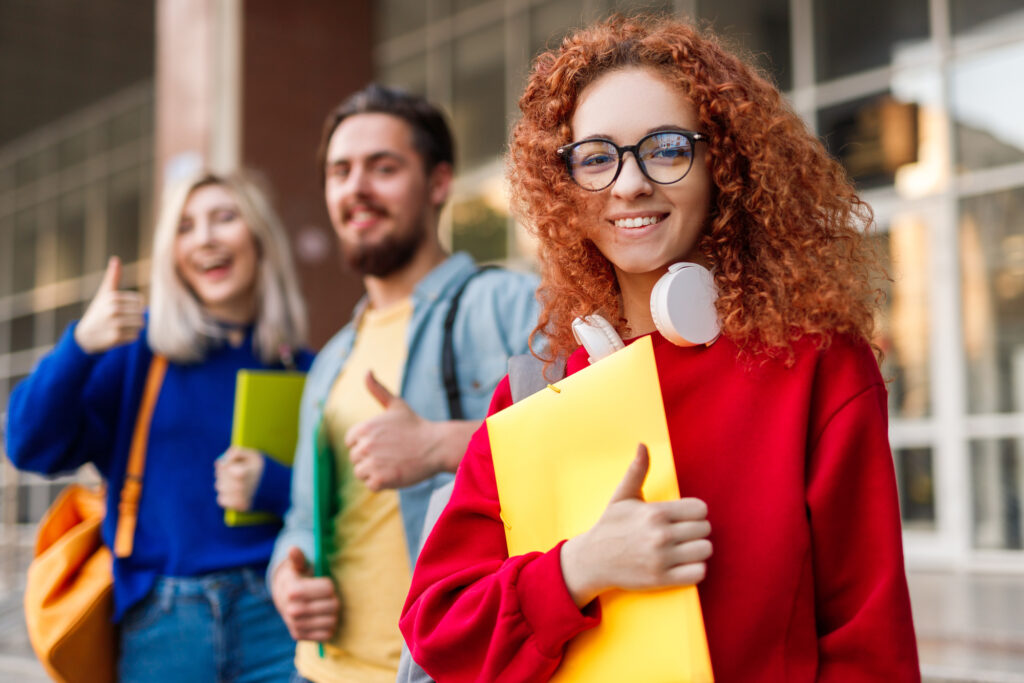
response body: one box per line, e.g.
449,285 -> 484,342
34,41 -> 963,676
441,266 -> 497,420
113,354 -> 167,558
508,353 -> 567,403
397,350 -> 567,683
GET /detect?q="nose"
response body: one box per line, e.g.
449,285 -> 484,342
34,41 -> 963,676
343,164 -> 373,198
194,219 -> 215,244
610,151 -> 653,199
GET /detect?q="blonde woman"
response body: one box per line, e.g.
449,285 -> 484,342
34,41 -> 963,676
7,169 -> 313,681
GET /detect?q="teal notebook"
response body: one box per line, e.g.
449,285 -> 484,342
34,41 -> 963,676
311,413 -> 337,657
224,370 -> 306,526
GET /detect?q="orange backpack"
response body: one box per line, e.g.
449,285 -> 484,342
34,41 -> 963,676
23,355 -> 166,683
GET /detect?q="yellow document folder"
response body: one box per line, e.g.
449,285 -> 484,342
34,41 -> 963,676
487,336 -> 713,682
224,370 -> 306,526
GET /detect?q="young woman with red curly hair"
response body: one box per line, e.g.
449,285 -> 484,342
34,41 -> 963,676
400,15 -> 920,682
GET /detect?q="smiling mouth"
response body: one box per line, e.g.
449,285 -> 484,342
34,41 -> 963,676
345,207 -> 388,226
613,214 -> 666,228
195,255 -> 232,275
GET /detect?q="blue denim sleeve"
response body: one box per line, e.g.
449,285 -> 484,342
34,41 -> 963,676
476,268 -> 542,356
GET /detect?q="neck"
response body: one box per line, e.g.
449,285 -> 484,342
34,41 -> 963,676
363,237 -> 447,309
616,268 -> 663,338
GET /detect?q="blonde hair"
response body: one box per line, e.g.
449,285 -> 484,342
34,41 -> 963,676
148,169 -> 308,365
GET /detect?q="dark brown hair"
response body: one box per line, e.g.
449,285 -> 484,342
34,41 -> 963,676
316,83 -> 455,184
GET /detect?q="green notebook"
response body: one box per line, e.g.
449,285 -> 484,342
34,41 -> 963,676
311,413 -> 337,657
224,369 -> 307,526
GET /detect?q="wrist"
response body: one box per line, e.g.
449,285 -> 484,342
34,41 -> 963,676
270,561 -> 288,600
560,534 -> 602,608
72,324 -> 95,354
428,420 -> 473,474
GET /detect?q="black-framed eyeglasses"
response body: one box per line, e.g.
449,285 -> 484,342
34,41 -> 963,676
556,130 -> 710,192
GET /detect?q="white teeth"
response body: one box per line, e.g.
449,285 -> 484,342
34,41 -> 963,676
196,256 -> 229,271
351,210 -> 377,222
614,216 -> 660,228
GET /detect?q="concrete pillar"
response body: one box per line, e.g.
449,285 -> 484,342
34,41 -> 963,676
155,0 -> 373,347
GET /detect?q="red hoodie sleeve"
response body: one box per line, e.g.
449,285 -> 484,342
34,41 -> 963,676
807,344 -> 920,681
400,376 -> 600,682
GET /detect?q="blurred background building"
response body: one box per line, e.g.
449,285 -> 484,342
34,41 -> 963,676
2,0 -> 1024,679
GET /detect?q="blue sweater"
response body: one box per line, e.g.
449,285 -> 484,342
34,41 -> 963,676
5,323 -> 313,621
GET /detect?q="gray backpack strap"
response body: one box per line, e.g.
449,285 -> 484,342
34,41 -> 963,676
398,480 -> 455,682
398,355 -> 567,682
397,642 -> 433,683
419,481 -> 454,551
508,353 -> 567,403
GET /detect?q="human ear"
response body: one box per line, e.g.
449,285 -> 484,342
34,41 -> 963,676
428,162 -> 454,208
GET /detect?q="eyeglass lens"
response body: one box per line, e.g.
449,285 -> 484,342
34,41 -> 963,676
567,132 -> 696,190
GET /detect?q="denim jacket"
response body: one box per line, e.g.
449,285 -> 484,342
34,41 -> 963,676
269,252 -> 540,574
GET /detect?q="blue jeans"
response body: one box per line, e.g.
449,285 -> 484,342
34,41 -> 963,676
119,567 -> 296,682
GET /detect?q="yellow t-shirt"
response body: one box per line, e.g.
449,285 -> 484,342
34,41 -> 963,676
296,299 -> 414,683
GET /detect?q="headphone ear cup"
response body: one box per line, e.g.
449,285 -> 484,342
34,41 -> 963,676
571,315 -> 625,363
650,263 -> 721,347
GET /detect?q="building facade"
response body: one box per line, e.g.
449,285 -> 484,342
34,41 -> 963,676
2,0 -> 1024,597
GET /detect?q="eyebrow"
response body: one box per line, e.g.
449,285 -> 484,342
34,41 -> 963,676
326,150 -> 407,166
575,125 -> 691,143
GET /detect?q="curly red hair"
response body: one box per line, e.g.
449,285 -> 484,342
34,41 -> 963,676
510,14 -> 881,363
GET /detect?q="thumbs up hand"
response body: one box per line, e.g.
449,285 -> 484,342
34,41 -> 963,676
560,444 -> 713,607
74,256 -> 145,354
344,371 -> 444,491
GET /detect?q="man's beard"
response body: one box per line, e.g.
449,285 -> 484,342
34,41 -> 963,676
342,219 -> 426,278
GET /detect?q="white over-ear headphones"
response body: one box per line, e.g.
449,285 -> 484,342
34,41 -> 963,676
571,262 -> 721,363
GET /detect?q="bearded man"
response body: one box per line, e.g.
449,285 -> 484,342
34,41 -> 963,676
268,85 -> 539,683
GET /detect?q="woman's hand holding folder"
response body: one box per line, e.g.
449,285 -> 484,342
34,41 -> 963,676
559,444 -> 713,608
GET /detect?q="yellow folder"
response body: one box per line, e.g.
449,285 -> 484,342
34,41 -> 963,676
224,370 -> 306,526
487,336 -> 713,682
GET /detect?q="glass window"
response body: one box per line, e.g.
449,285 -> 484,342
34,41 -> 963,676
13,210 -> 37,293
105,108 -> 143,149
873,216 -> 931,418
818,92 -> 921,190
14,146 -> 58,186
971,438 -> 1024,550
452,195 -> 508,263
17,483 -> 33,524
813,0 -> 929,81
379,56 -> 428,96
11,314 -> 35,353
530,0 -> 586,59
16,476 -> 66,525
453,23 -> 506,170
107,170 -> 143,264
57,191 -> 87,282
697,0 -> 792,91
375,0 -> 428,41
58,131 -> 92,169
0,162 -> 13,196
889,66 -> 947,199
895,446 -> 936,529
0,218 -> 11,298
611,0 -> 674,14
8,374 -> 27,397
951,0 -> 1024,36
453,0 -> 492,12
961,187 -> 1024,414
54,301 -> 85,338
950,43 -> 1024,172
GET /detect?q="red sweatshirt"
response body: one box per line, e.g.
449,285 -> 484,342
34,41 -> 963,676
401,332 -> 920,682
